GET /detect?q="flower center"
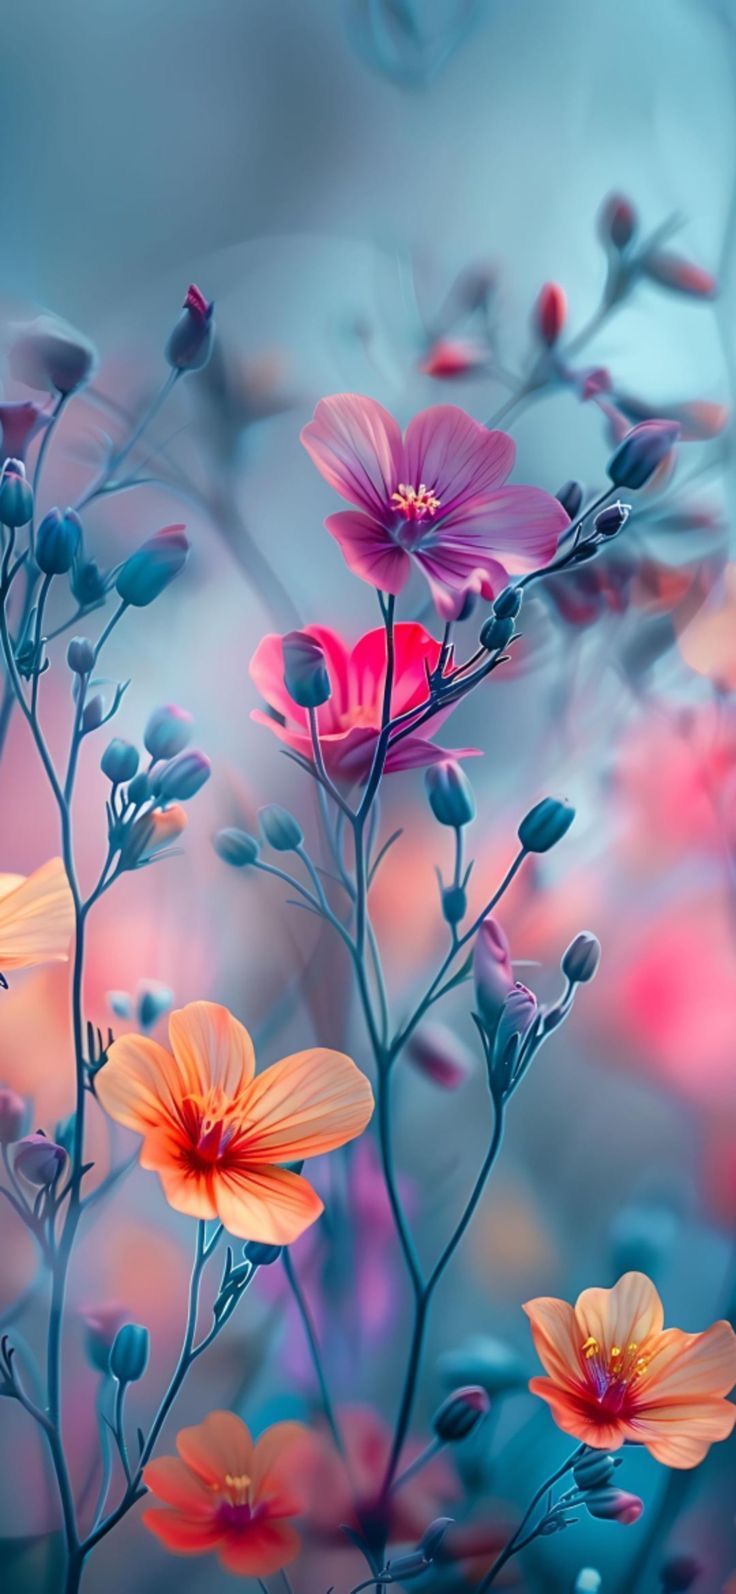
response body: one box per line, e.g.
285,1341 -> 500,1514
581,1336 -> 650,1411
182,1086 -> 244,1165
390,482 -> 441,522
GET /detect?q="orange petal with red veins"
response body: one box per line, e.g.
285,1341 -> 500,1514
168,1001 -> 256,1096
0,857 -> 74,969
528,1376 -> 626,1451
574,1271 -> 664,1354
639,1319 -> 736,1401
214,1163 -> 324,1244
238,1048 -> 374,1164
626,1397 -> 736,1468
95,1034 -> 184,1138
522,1296 -> 582,1391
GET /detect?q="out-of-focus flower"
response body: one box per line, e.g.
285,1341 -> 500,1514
0,458 -> 33,527
95,1000 -> 374,1243
677,564 -> 736,689
115,525 -> 189,607
524,1270 -> 736,1465
165,284 -> 215,372
575,1570 -> 603,1594
80,1303 -> 128,1373
14,1131 -> 67,1187
438,1333 -> 528,1395
659,1553 -> 704,1591
144,704 -> 193,761
641,253 -> 716,300
301,395 -> 567,608
598,193 -> 638,250
473,916 -> 514,1029
9,313 -> 97,394
583,1488 -> 643,1524
108,979 -> 173,1032
123,804 -> 188,868
534,282 -> 567,346
214,828 -> 260,868
419,338 -> 490,380
0,858 -> 73,972
0,400 -> 48,463
0,1087 -> 26,1144
250,623 -> 478,785
143,1412 -> 307,1573
303,1405 -> 457,1549
608,421 -> 681,490
407,1021 -> 473,1089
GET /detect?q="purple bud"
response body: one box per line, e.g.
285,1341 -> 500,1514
598,193 -> 637,250
607,421 -> 680,490
407,1022 -> 472,1090
282,631 -> 331,709
594,501 -> 631,539
494,982 -> 538,1057
473,917 -> 514,1029
14,1132 -> 67,1187
0,1087 -> 26,1144
433,1385 -> 491,1441
115,525 -> 189,607
165,285 -> 215,372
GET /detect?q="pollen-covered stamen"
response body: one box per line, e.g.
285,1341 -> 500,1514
183,1087 -> 247,1163
391,482 -> 441,522
223,1472 -> 251,1507
581,1336 -> 650,1409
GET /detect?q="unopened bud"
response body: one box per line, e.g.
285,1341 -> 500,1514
155,750 -> 210,802
607,421 -> 680,490
433,1385 -> 490,1442
115,525 -> 189,607
244,1241 -> 283,1266
36,508 -> 81,575
259,805 -> 303,852
479,614 -> 515,653
425,760 -> 476,827
282,631 -> 331,709
584,1488 -> 643,1525
214,828 -> 260,868
599,193 -> 637,250
101,739 -> 140,785
573,1451 -> 619,1491
518,796 -> 575,853
14,1132 -> 66,1187
419,1519 -> 454,1561
110,1323 -> 149,1385
594,501 -> 630,538
535,282 -> 567,347
562,932 -> 601,984
67,637 -> 95,675
557,479 -> 584,519
492,584 -> 523,621
165,285 -> 215,372
81,1304 -> 127,1374
144,704 -> 193,761
441,885 -> 467,926
473,917 -> 514,1029
0,460 -> 33,527
81,695 -> 104,733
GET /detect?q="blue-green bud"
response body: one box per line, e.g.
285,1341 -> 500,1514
109,1323 -> 149,1385
492,585 -> 523,620
101,739 -> 139,784
607,420 -> 679,490
144,704 -> 193,760
244,1241 -> 282,1266
573,1451 -> 620,1491
67,637 -> 95,675
562,931 -> 601,984
156,750 -> 211,801
214,828 -> 260,867
126,771 -> 152,806
441,885 -> 467,926
425,760 -> 476,827
557,479 -> 584,519
518,796 -> 575,853
259,805 -> 304,851
36,508 -> 81,575
282,631 -> 331,708
479,614 -> 515,652
115,525 -> 189,607
433,1385 -> 490,1441
81,695 -> 104,733
165,285 -> 214,372
0,459 -> 33,527
137,982 -> 173,1030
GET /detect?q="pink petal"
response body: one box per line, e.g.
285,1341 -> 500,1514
326,510 -> 411,595
427,486 -> 568,577
425,561 -> 509,615
403,407 -> 515,516
384,737 -> 480,772
349,623 -> 443,719
301,394 -> 403,518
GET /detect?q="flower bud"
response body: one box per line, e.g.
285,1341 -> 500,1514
479,614 -> 515,653
594,501 -> 630,539
115,525 -> 189,607
137,982 -> 173,1031
0,1087 -> 26,1144
258,804 -> 304,851
420,337 -> 489,379
0,400 -> 47,464
433,1385 -> 490,1442
660,1554 -> 703,1592
165,284 -> 215,372
155,750 -> 211,802
425,760 -> 476,827
492,585 -> 523,621
124,805 -> 187,867
535,282 -> 567,347
71,558 -> 107,608
126,771 -> 152,807
642,252 -> 716,300
144,704 -> 193,761
407,1022 -> 472,1090
518,796 -> 575,853
36,508 -> 81,575
14,1132 -> 67,1187
607,421 -> 680,490
385,1553 -> 427,1580
109,1322 -> 149,1385
101,739 -> 140,785
557,479 -> 584,519
10,314 -> 97,395
442,885 -> 467,926
282,631 -> 331,708
473,917 -> 514,1029
81,695 -> 104,733
575,1571 -> 603,1594
81,1304 -> 127,1374
0,459 -> 33,527
244,1241 -> 282,1266
419,1519 -> 454,1561
494,982 -> 538,1059
584,1488 -> 643,1525
598,193 -> 637,250
562,932 -> 601,984
214,828 -> 260,867
573,1451 -> 619,1491
67,637 -> 95,675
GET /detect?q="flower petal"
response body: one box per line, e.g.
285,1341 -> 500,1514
523,1296 -> 583,1391
95,1033 -> 185,1139
251,1421 -> 310,1512
238,1049 -> 374,1163
0,857 -> 74,969
326,510 -> 410,594
403,408 -> 514,514
383,737 -> 480,772
168,1001 -> 255,1097
219,1519 -> 301,1576
301,394 -> 403,517
214,1163 -> 324,1243
638,1320 -> 736,1401
143,1456 -> 214,1513
156,1157 -> 219,1221
575,1272 -> 664,1356
142,1508 -> 222,1555
429,486 -> 567,578
625,1398 -> 736,1467
176,1411 -> 254,1488
528,1376 -> 626,1451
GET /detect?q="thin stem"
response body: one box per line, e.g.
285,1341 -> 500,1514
474,1445 -> 585,1591
281,1249 -> 344,1456
30,572 -> 53,720
75,370 -> 180,511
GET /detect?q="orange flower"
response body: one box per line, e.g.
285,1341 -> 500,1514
524,1271 -> 736,1467
0,857 -> 74,972
96,1001 -> 374,1243
143,1411 -> 307,1573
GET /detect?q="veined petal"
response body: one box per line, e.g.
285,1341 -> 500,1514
0,857 -> 74,969
301,394 -> 403,518
169,1001 -> 256,1096
219,1519 -> 301,1575
143,1456 -> 215,1514
214,1163 -> 324,1243
238,1049 -> 374,1163
156,1157 -> 219,1221
638,1320 -> 736,1401
349,622 -> 442,721
176,1411 -> 254,1489
433,486 -> 567,574
326,510 -> 410,595
95,1034 -> 186,1138
250,1422 -> 310,1513
528,1376 -> 626,1451
383,737 -> 480,772
404,408 -> 515,514
575,1271 -> 664,1356
625,1398 -> 736,1467
523,1296 -> 583,1391
142,1508 -> 222,1554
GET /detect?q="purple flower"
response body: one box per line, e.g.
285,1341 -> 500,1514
301,395 -> 568,611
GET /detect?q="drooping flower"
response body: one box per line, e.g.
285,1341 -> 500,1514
0,400 -> 49,463
143,1411 -> 308,1574
524,1271 -> 736,1466
250,622 -> 478,785
301,395 -> 567,607
0,858 -> 74,973
95,1001 -> 374,1243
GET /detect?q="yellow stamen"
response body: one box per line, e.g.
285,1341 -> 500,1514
582,1336 -> 599,1358
391,482 -> 441,521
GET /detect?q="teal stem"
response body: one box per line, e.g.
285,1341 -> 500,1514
281,1248 -> 344,1457
474,1444 -> 586,1591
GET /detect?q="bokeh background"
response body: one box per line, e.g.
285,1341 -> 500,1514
1,1 -> 735,1590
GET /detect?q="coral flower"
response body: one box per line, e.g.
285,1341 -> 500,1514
0,857 -> 74,975
143,1411 -> 307,1573
250,622 -> 477,784
95,1001 -> 374,1243
524,1271 -> 736,1467
301,394 -> 567,606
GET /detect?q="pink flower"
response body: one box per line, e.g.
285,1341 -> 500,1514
301,395 -> 568,608
249,622 -> 477,785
